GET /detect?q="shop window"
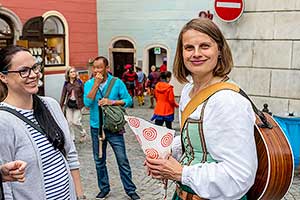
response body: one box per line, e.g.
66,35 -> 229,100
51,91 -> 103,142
0,15 -> 14,49
43,16 -> 65,66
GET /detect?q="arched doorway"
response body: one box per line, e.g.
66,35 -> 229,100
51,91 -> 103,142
143,44 -> 169,76
0,7 -> 22,49
109,38 -> 136,79
148,47 -> 167,73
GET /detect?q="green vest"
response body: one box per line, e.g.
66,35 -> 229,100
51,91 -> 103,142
174,119 -> 247,200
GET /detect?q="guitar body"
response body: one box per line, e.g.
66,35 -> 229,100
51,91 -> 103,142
247,113 -> 294,200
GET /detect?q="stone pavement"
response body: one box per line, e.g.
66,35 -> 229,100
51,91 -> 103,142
75,100 -> 300,200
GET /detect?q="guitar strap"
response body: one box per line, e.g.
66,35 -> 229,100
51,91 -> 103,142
181,82 -> 239,129
181,82 -> 272,130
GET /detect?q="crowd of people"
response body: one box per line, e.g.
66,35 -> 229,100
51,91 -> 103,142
0,17 -> 260,200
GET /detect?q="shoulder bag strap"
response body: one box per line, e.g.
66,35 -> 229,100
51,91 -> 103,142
0,106 -> 44,134
104,77 -> 117,98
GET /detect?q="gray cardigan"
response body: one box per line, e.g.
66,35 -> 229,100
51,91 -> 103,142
0,97 -> 79,200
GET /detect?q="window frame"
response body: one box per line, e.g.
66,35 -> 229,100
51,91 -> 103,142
43,16 -> 66,67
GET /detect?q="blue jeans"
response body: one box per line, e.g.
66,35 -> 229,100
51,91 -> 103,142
90,127 -> 137,195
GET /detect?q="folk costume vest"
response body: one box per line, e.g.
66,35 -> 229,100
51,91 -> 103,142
173,81 -> 247,200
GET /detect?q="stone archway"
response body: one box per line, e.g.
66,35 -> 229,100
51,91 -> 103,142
0,7 -> 22,46
109,37 -> 136,78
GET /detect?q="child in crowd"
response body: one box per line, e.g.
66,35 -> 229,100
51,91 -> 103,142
151,71 -> 178,129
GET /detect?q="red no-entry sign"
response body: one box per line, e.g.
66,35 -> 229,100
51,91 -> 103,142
214,0 -> 244,22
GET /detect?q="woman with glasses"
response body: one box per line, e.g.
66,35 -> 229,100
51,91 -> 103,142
0,45 -> 86,200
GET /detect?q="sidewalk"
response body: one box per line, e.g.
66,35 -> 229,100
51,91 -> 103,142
77,102 -> 300,200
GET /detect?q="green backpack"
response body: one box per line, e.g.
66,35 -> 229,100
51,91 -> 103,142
101,77 -> 127,133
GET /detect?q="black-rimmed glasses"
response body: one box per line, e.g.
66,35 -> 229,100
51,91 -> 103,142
1,63 -> 42,78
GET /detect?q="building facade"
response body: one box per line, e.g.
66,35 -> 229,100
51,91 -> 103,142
97,0 -> 300,115
0,0 -> 98,101
217,0 -> 300,115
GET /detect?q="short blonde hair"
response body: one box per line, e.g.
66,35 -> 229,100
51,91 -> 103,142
173,18 -> 233,83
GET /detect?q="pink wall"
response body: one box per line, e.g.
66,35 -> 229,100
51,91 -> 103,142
1,0 -> 98,68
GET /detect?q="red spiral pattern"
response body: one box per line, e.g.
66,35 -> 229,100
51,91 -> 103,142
145,148 -> 159,159
161,133 -> 173,147
142,127 -> 157,141
128,117 -> 140,128
136,135 -> 142,145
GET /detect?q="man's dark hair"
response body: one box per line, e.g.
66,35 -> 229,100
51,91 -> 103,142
93,56 -> 108,67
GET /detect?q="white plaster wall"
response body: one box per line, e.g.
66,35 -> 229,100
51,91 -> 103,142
227,40 -> 253,67
271,70 -> 300,99
215,0 -> 300,115
252,41 -> 292,69
246,0 -> 298,11
292,41 -> 300,69
44,74 -> 65,103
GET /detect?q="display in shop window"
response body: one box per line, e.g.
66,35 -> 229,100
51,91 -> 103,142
44,37 -> 65,66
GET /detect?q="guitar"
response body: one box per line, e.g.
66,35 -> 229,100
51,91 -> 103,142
181,82 -> 294,200
247,113 -> 294,200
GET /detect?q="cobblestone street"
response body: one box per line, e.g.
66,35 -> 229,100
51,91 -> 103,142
76,99 -> 300,200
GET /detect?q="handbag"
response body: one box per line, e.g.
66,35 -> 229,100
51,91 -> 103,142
101,77 -> 126,133
67,99 -> 77,109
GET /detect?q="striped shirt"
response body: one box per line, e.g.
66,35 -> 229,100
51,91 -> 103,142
0,103 -> 70,200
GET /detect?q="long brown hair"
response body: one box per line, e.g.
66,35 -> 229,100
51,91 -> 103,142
173,18 -> 233,83
0,45 -> 66,156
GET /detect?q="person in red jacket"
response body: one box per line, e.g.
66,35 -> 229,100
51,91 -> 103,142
159,61 -> 167,72
151,71 -> 179,129
122,64 -> 138,99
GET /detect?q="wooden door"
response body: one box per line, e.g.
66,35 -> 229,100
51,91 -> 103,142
113,52 -> 134,79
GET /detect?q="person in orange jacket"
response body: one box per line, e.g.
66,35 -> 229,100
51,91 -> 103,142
151,71 -> 179,129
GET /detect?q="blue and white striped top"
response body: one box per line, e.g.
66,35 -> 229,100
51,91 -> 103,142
1,103 -> 70,200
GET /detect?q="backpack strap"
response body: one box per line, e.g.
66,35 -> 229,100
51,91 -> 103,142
0,106 -> 44,134
104,77 -> 117,98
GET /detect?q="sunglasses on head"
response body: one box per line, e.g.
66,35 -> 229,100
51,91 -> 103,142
1,63 -> 42,78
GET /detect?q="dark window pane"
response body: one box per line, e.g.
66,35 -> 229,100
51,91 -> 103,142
113,40 -> 134,48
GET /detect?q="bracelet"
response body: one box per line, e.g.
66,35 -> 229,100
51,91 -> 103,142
111,100 -> 116,105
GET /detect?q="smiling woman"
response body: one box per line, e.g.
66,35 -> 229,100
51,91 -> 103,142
0,45 -> 86,200
145,18 -> 257,200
